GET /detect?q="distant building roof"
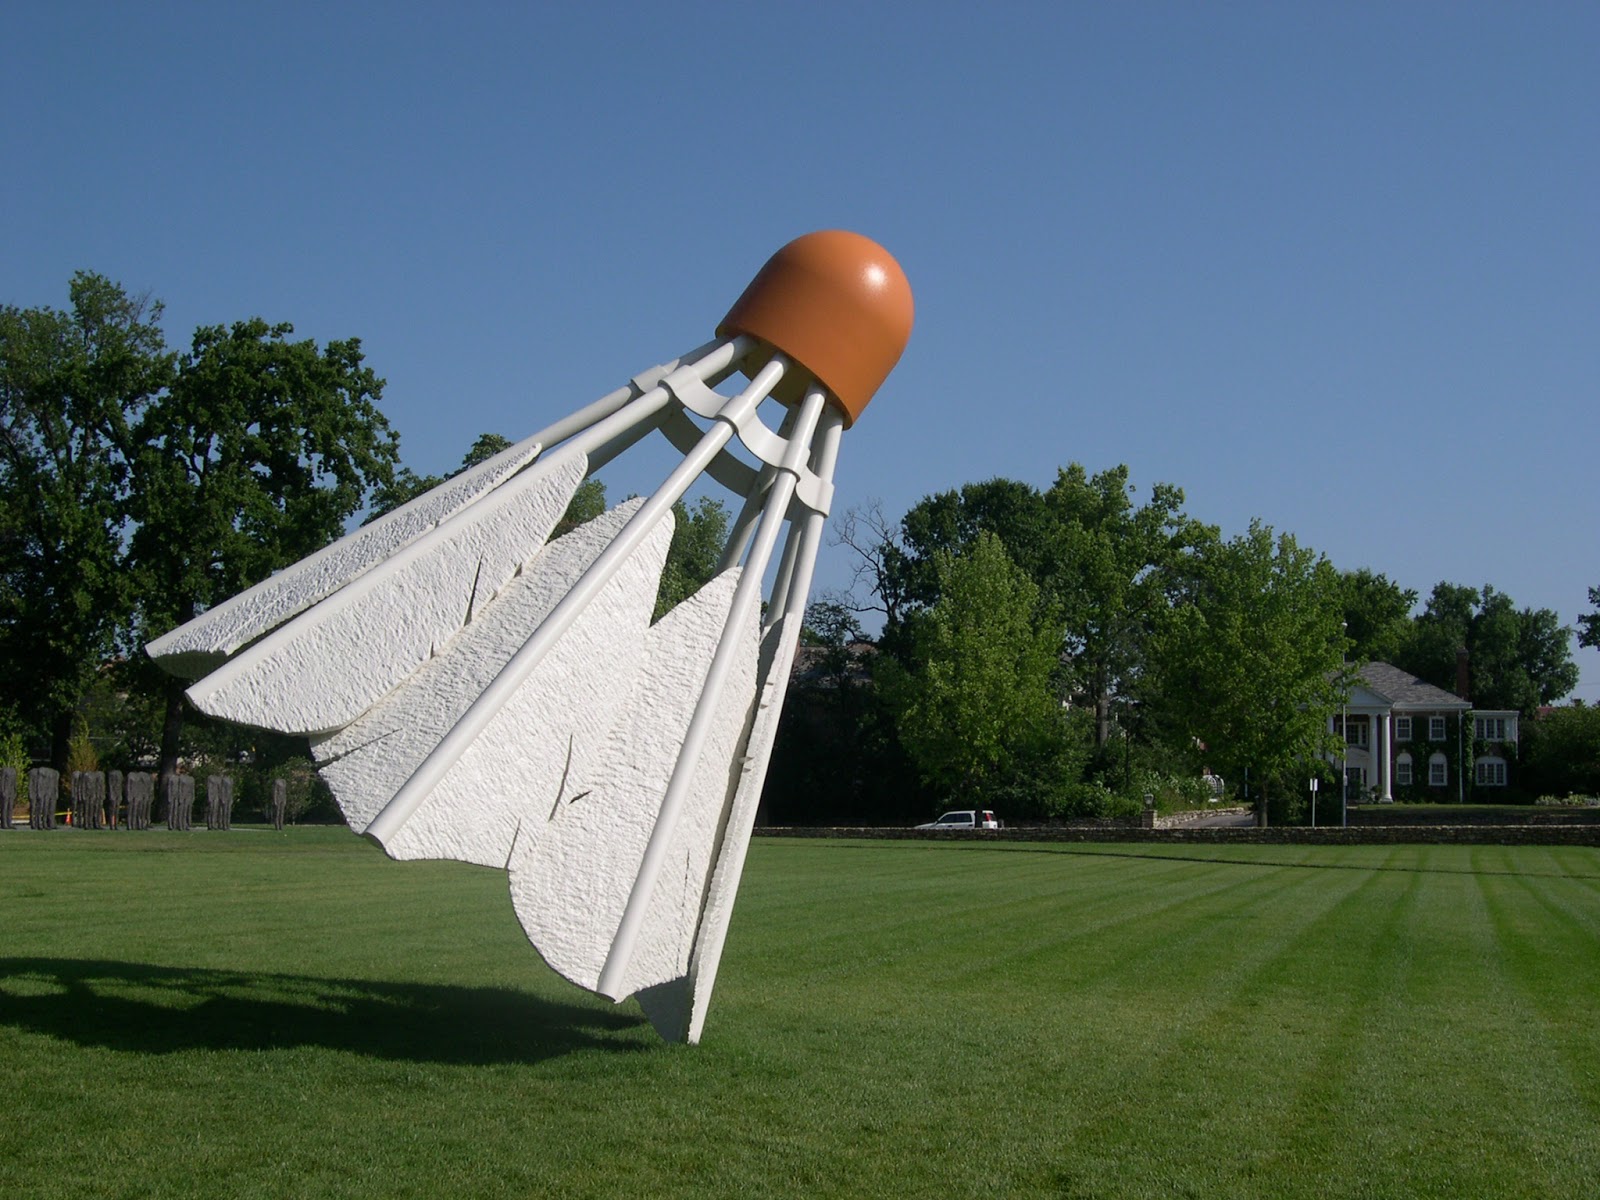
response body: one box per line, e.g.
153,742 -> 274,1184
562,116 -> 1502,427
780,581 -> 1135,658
1354,662 -> 1470,711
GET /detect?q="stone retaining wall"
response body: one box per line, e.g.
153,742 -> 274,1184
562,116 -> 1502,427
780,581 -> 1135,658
1346,805 -> 1600,826
757,824 -> 1600,847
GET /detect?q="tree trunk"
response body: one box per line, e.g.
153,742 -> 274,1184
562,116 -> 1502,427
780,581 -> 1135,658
1094,690 -> 1112,750
50,709 -> 73,779
156,598 -> 197,792
157,675 -> 187,792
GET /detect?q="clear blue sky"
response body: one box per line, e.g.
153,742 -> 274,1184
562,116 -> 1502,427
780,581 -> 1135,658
7,2 -> 1597,698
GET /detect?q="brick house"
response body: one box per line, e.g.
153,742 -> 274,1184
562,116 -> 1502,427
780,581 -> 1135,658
1332,662 -> 1519,802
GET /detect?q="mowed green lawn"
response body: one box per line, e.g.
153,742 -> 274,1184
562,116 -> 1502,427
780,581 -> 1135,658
3,830 -> 1598,1199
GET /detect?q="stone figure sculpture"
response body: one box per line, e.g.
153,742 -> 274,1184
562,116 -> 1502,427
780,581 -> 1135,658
147,231 -> 913,1042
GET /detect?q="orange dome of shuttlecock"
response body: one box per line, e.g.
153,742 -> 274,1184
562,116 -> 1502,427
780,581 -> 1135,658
717,230 -> 913,426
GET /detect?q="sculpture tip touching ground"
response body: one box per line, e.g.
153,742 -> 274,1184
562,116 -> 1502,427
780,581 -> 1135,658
149,231 -> 913,1043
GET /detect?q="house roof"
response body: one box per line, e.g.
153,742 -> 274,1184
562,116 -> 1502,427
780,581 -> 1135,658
1353,662 -> 1471,712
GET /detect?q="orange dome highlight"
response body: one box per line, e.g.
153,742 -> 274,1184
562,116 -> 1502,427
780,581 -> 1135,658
717,230 -> 913,426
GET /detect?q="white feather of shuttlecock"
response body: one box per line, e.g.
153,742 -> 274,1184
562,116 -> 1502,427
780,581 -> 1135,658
144,434 -> 546,679
148,336 -> 841,1044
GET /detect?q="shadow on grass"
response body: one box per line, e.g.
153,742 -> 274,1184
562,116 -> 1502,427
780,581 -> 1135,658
0,957 -> 649,1063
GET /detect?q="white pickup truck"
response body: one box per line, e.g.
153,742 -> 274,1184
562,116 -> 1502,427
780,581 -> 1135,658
915,809 -> 1000,831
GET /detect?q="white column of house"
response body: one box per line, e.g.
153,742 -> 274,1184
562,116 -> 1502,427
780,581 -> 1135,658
1376,710 -> 1391,801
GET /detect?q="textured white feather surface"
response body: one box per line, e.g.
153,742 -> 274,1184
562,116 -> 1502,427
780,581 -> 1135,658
184,454 -> 586,736
681,610 -> 806,1043
506,568 -> 759,1000
316,499 -> 667,869
147,436 -> 544,677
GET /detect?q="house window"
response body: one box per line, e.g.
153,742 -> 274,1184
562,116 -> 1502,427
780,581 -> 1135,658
1395,716 -> 1412,742
1428,753 -> 1448,787
1428,716 -> 1446,741
1396,753 -> 1413,787
1475,716 -> 1513,742
1337,715 -> 1368,748
1476,758 -> 1507,787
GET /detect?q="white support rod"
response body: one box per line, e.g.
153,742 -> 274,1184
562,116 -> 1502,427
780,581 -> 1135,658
763,518 -> 806,632
534,338 -> 749,477
550,388 -> 674,476
365,357 -> 790,846
587,341 -> 752,476
680,411 -> 843,1043
517,337 -> 740,465
718,479 -> 769,574
764,404 -> 842,629
597,387 -> 828,998
771,408 -> 844,626
716,402 -> 799,573
584,405 -> 673,476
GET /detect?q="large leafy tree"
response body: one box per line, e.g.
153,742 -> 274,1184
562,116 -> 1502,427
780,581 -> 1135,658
1522,703 -> 1600,799
880,531 -> 1062,803
1398,582 -> 1478,691
893,478 -> 1056,610
127,318 -> 400,778
1336,568 -> 1417,665
0,273 -> 174,765
875,466 -> 1211,750
1041,464 -> 1214,749
1396,583 -> 1577,713
1504,601 -> 1578,711
1149,521 -> 1348,817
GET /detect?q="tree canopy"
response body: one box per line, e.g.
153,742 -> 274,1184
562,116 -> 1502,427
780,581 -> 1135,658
130,318 -> 397,633
0,274 -> 174,761
832,460 -> 1593,817
654,495 -> 730,620
879,531 -> 1063,803
874,465 -> 1213,750
1337,568 -> 1416,665
2,274 -> 400,775
1522,703 -> 1600,799
1148,521 -> 1348,811
1394,583 -> 1577,713
1041,464 -> 1214,749
126,317 -> 399,775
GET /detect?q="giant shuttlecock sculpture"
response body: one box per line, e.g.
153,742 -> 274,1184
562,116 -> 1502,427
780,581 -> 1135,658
147,231 -> 913,1043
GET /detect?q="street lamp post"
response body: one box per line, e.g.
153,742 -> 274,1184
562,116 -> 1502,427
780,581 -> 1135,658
1341,622 -> 1349,829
